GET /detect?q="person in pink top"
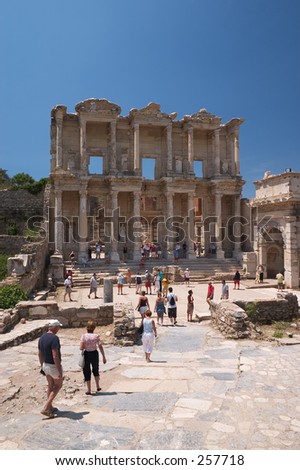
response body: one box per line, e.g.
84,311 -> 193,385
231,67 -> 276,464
79,320 -> 107,395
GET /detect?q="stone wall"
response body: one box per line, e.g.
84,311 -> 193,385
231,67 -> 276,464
0,189 -> 44,235
210,300 -> 252,339
113,302 -> 136,346
234,293 -> 299,324
0,235 -> 28,255
0,300 -> 114,334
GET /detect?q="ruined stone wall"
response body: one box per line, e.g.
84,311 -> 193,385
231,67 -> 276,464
0,300 -> 114,336
0,189 -> 44,235
0,235 -> 28,255
210,300 -> 251,339
234,293 -> 299,324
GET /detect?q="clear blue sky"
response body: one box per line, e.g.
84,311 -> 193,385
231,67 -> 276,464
1,0 -> 299,198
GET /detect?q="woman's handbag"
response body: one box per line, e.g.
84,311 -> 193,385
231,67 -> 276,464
78,351 -> 85,368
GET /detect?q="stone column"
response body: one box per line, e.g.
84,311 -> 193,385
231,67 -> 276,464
110,191 -> 120,262
166,192 -> 174,259
110,120 -> 117,172
167,123 -> 173,172
55,110 -> 64,169
234,133 -> 240,175
54,189 -> 63,254
103,278 -> 113,303
215,191 -> 224,258
214,129 -> 221,175
284,216 -> 298,288
187,126 -> 194,173
79,117 -> 88,171
187,192 -> 195,258
133,191 -> 141,260
233,194 -> 242,260
133,123 -> 140,172
78,190 -> 88,264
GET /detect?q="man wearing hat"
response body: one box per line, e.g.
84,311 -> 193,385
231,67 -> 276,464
38,319 -> 64,418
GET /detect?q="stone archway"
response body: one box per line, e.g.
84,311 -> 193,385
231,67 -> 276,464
266,244 -> 284,279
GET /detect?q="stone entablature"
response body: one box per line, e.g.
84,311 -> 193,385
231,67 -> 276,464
252,171 -> 300,204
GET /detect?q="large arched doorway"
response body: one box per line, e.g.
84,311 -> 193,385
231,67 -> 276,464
266,228 -> 284,278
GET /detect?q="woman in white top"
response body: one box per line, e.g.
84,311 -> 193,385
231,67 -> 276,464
139,310 -> 157,362
79,320 -> 107,395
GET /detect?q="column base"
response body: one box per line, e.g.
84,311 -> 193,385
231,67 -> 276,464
110,251 -> 120,262
216,250 -> 225,259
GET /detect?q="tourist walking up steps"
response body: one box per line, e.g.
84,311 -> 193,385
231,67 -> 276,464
64,276 -> 73,301
154,292 -> 166,326
166,287 -> 178,326
79,320 -> 107,395
38,319 -> 64,418
136,290 -> 150,319
139,310 -> 157,362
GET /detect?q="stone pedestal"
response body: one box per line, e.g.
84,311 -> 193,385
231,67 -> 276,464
242,252 -> 257,278
103,278 -> 113,303
49,252 -> 64,283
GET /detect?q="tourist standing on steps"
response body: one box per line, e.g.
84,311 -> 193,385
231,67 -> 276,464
154,292 -> 166,325
38,319 -> 64,418
206,281 -> 215,309
220,279 -> 229,299
166,286 -> 178,326
233,270 -> 241,289
64,276 -> 73,301
139,310 -> 157,362
187,289 -> 194,322
88,273 -> 98,299
136,290 -> 150,319
79,320 -> 107,395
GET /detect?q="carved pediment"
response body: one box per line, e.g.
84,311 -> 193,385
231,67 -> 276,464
129,102 -> 177,122
75,98 -> 121,116
184,108 -> 221,125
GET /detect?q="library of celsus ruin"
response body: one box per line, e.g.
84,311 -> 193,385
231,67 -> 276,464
48,98 -> 245,265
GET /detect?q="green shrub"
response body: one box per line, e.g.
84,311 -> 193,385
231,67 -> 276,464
0,284 -> 28,309
0,254 -> 9,280
273,330 -> 284,338
245,303 -> 259,322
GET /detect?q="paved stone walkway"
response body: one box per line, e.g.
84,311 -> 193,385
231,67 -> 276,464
0,280 -> 300,450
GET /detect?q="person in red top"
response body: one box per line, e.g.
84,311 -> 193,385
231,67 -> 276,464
206,281 -> 215,309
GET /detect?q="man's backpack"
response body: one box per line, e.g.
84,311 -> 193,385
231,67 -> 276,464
169,294 -> 175,306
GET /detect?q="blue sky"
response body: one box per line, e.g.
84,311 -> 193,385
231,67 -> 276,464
0,0 -> 299,198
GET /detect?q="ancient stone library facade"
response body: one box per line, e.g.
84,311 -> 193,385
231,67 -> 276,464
48,98 -> 300,288
49,99 -> 244,263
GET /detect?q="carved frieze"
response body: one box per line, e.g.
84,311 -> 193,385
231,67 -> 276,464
129,102 -> 177,124
75,98 -> 121,117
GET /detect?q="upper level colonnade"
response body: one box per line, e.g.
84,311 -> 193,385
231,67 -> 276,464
50,99 -> 244,180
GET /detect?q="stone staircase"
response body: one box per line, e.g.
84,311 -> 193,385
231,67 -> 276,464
66,257 -> 241,287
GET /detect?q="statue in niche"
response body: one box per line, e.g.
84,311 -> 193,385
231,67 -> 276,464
221,161 -> 230,175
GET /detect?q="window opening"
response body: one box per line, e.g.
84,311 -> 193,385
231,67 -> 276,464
194,161 -> 203,178
89,156 -> 103,174
142,158 -> 155,180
